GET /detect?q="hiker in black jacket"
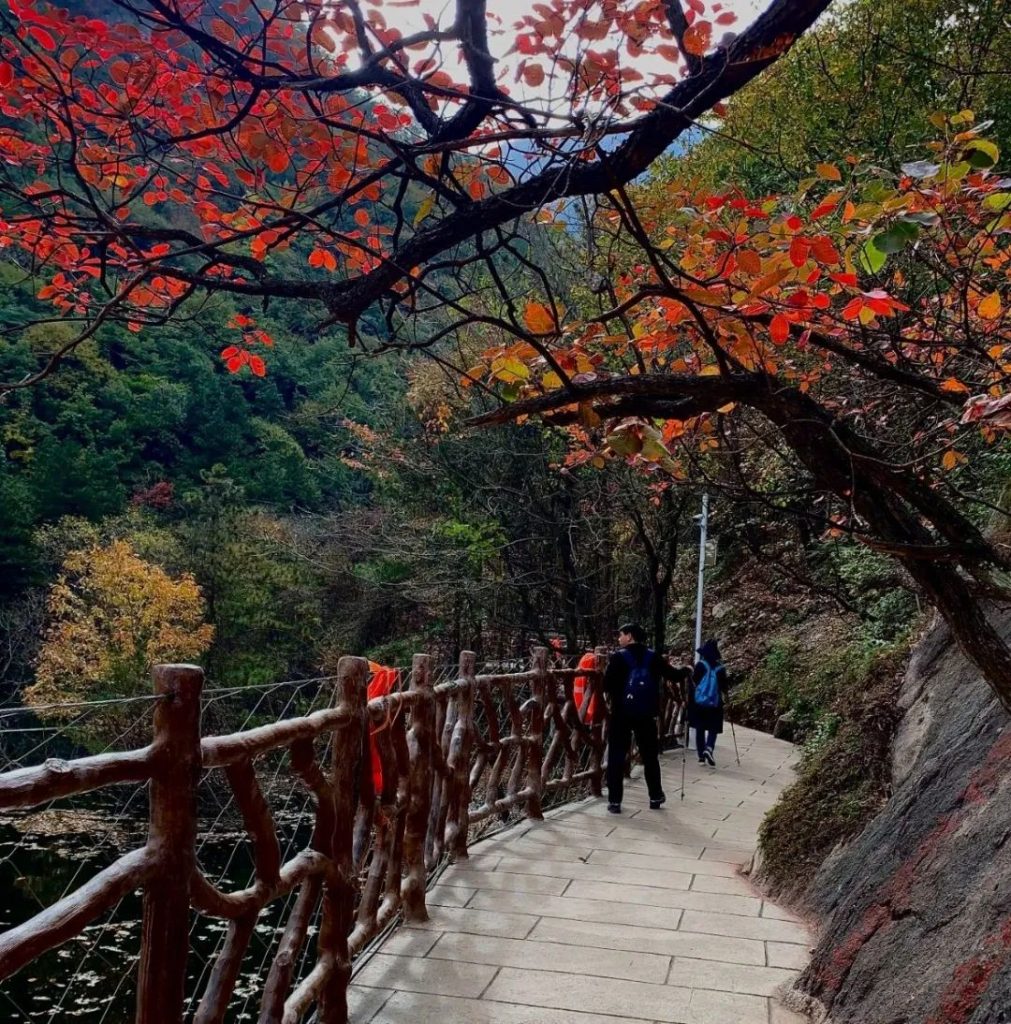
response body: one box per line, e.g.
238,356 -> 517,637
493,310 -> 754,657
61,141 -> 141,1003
604,623 -> 689,814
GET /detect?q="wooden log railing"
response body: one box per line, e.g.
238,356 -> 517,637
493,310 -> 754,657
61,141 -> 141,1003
0,646 -> 608,1024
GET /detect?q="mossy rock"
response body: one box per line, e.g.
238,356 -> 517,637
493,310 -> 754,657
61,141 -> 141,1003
757,645 -> 906,904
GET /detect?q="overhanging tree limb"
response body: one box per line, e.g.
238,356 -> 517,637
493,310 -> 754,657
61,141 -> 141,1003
470,370 -> 1011,711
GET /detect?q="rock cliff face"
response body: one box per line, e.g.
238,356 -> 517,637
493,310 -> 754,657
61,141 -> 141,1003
795,614 -> 1011,1023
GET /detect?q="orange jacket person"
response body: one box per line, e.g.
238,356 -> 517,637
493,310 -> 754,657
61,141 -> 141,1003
573,651 -> 602,724
367,661 -> 399,797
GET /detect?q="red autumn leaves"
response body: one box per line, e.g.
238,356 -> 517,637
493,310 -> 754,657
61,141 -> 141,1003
308,248 -> 338,271
220,315 -> 273,377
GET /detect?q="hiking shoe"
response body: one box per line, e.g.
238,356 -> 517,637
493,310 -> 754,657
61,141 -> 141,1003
703,747 -> 716,767
607,803 -> 621,814
649,793 -> 666,810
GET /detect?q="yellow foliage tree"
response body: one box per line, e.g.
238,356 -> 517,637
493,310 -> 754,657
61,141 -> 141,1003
27,540 -> 214,719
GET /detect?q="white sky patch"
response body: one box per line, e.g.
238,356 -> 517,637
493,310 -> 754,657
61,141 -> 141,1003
333,0 -> 773,111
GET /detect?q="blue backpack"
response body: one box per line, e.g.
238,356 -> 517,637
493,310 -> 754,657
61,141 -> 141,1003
620,648 -> 658,716
695,660 -> 722,708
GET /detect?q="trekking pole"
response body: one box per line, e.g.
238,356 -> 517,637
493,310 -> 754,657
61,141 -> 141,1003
729,716 -> 741,766
680,711 -> 688,801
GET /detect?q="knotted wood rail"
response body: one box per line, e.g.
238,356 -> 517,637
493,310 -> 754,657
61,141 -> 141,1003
0,647 -> 607,1023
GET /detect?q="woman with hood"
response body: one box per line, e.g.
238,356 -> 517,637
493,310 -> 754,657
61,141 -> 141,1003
690,639 -> 730,767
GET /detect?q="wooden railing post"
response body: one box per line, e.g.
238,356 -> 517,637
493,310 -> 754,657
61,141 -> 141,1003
526,647 -> 547,820
445,651 -> 476,861
318,655 -> 368,1024
590,646 -> 609,797
136,664 -> 203,1024
402,654 -> 434,922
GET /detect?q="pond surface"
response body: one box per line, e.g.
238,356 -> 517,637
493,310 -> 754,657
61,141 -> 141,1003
0,683 -> 338,1022
1,791 -> 318,1023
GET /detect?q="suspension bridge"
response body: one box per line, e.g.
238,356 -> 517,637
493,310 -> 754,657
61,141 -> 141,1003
0,649 -> 809,1023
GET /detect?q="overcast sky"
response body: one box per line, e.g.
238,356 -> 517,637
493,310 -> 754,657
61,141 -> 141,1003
365,0 -> 771,107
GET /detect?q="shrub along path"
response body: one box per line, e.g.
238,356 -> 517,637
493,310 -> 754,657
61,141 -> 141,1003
350,727 -> 811,1023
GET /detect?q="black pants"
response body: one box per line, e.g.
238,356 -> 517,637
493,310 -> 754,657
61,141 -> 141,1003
607,714 -> 663,805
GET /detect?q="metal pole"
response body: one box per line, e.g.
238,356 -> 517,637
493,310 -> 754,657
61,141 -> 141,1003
694,492 -> 709,655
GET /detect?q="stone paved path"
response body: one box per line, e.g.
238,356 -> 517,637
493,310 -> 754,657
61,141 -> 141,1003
350,726 -> 812,1023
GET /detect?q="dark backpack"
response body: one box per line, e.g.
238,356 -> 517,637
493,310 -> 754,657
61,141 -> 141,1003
694,659 -> 723,708
619,647 -> 658,716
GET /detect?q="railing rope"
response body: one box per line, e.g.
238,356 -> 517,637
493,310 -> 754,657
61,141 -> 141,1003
137,664 -> 204,1024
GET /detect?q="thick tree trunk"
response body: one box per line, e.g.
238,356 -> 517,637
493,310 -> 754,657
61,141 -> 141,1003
765,390 -> 1011,715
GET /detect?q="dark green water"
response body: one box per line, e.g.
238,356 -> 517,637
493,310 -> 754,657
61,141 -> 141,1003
0,792 -> 318,1023
0,684 -> 334,1022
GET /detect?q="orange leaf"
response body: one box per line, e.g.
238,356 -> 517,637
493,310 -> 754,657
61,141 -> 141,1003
737,249 -> 762,275
682,21 -> 712,56
979,291 -> 1002,320
309,248 -> 337,271
750,268 -> 790,297
940,377 -> 970,394
815,163 -> 841,181
524,301 -> 556,334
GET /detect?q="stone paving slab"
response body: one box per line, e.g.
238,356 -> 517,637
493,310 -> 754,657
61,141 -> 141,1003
438,866 -> 570,895
369,990 -> 656,1024
490,856 -> 698,890
484,968 -> 769,1023
585,848 -> 743,877
351,726 -> 812,1023
402,904 -> 540,939
426,883 -> 476,907
527,914 -> 768,965
561,877 -> 757,915
428,931 -> 672,983
468,883 -> 762,920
